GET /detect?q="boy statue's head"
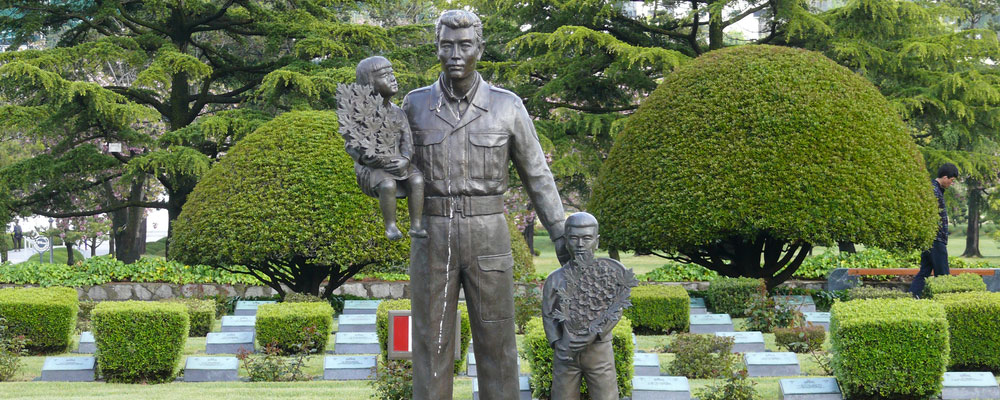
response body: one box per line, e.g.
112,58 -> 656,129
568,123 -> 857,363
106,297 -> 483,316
355,56 -> 398,101
564,212 -> 599,265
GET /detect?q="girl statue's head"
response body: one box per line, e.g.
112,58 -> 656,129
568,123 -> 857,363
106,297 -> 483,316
356,56 -> 397,100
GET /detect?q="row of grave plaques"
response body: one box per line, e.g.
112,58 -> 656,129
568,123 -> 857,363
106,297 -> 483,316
688,296 -> 817,315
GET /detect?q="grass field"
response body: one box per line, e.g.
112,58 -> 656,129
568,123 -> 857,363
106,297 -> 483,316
14,248 -> 86,265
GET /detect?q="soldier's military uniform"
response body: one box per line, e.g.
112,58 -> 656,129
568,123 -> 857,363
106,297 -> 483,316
402,73 -> 566,400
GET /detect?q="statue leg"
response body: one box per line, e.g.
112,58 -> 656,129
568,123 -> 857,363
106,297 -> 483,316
376,179 -> 402,240
580,340 -> 618,400
551,356 -> 584,400
410,215 -> 461,400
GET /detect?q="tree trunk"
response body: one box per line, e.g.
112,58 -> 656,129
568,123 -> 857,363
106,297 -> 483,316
838,241 -> 856,253
66,242 -> 74,265
709,8 -> 724,50
163,178 -> 195,259
609,248 -> 620,261
962,183 -> 983,258
112,176 -> 148,264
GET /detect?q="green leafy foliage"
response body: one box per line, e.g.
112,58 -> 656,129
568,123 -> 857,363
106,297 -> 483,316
666,334 -> 738,379
642,262 -> 719,282
92,301 -> 188,383
923,273 -> 988,298
847,286 -> 912,301
743,295 -> 804,333
831,298 -> 949,399
590,45 -> 938,288
774,326 -> 826,353
171,111 -> 410,297
164,298 -> 215,337
369,359 -> 413,400
522,317 -> 633,400
705,277 -> 765,317
694,369 -> 760,400
514,285 -> 542,334
0,256 -> 263,286
237,326 -> 323,382
623,284 -> 688,334
0,287 -> 78,354
374,299 -> 470,375
0,317 -> 28,381
935,292 -> 1000,371
255,302 -> 333,355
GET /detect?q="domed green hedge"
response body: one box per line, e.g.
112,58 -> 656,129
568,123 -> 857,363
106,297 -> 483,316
170,110 -> 410,296
590,45 -> 938,287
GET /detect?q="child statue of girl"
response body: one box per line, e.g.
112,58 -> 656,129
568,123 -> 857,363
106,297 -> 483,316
340,56 -> 427,240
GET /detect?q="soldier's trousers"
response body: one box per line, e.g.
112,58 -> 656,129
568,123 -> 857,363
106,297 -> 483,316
410,212 -> 519,400
551,340 -> 618,400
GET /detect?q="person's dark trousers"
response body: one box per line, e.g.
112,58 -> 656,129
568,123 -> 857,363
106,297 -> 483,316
910,240 -> 950,297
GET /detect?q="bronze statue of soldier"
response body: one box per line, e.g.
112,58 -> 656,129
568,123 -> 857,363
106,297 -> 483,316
401,9 -> 570,400
542,212 -> 638,400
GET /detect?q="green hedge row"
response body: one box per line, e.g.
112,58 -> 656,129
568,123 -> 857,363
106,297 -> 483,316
923,273 -> 987,298
831,298 -> 948,399
705,277 -> 764,317
166,298 -> 215,337
256,302 -> 333,354
0,256 -> 262,287
846,286 -> 911,301
375,299 -> 471,375
935,292 -> 1000,371
623,285 -> 688,334
522,317 -> 633,400
92,301 -> 189,383
0,287 -> 78,354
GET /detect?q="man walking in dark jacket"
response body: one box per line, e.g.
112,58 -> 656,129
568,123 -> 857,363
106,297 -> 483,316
910,163 -> 959,297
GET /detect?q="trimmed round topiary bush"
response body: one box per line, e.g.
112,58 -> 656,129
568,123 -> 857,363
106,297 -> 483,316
171,111 -> 410,297
92,301 -> 189,383
0,287 -> 78,354
624,284 -> 689,334
590,45 -> 938,289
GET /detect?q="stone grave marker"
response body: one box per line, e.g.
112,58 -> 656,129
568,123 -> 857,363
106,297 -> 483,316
220,315 -> 256,333
76,331 -> 95,354
467,352 -> 519,377
473,375 -> 531,400
689,313 -> 734,334
633,353 -> 661,376
338,314 -> 377,333
234,300 -> 277,316
40,357 -> 95,382
715,331 -> 766,353
804,312 -> 831,331
773,295 -> 816,313
184,356 -> 239,382
780,378 -> 843,400
323,355 -> 377,380
632,376 -> 691,400
205,332 -> 255,354
689,297 -> 707,315
335,332 -> 380,354
745,352 -> 801,377
343,300 -> 382,315
942,371 -> 1000,399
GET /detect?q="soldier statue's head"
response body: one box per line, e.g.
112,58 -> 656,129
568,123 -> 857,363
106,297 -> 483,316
565,212 -> 599,265
435,10 -> 484,81
355,56 -> 397,101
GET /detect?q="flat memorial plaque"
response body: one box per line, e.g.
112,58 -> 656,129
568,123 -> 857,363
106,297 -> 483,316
184,357 -> 239,382
780,378 -> 843,400
76,331 -> 95,354
335,332 -> 380,354
632,376 -> 691,400
690,297 -> 707,315
323,355 -> 377,380
773,295 -> 817,313
633,353 -> 661,376
473,376 -> 531,400
220,315 -> 256,333
343,300 -> 382,314
40,357 -> 95,382
942,371 -> 1000,400
716,331 -> 766,353
689,313 -> 734,334
745,352 -> 800,377
234,300 -> 277,316
804,312 -> 831,331
205,332 -> 255,354
338,314 -> 377,333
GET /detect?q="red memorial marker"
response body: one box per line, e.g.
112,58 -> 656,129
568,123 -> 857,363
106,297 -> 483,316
386,309 -> 462,360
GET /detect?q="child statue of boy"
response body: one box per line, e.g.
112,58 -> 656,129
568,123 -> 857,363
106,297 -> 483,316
542,212 -> 638,400
337,56 -> 426,240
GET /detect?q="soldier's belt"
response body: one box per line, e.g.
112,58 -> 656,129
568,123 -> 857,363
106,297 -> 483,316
424,195 -> 504,217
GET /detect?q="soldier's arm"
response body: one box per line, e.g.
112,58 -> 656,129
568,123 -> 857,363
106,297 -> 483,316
508,98 -> 566,245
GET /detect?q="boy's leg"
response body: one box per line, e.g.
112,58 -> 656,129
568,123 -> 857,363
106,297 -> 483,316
377,180 -> 402,240
580,340 -> 618,400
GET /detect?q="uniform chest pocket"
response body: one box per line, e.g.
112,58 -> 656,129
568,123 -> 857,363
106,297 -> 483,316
468,132 -> 509,181
413,130 -> 447,180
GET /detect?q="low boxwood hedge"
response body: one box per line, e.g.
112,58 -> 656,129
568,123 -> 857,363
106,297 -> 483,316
623,284 -> 688,334
831,298 -> 948,399
923,273 -> 987,298
166,298 -> 215,337
846,286 -> 911,301
522,316 -> 633,399
0,287 -> 78,354
935,292 -> 1000,371
374,299 -> 471,375
256,302 -> 333,354
92,301 -> 189,383
705,277 -> 764,317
